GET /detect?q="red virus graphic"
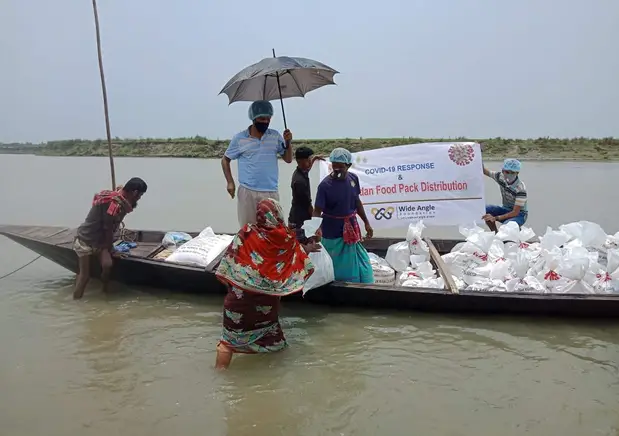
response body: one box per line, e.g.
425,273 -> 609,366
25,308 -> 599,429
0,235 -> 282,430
448,144 -> 475,166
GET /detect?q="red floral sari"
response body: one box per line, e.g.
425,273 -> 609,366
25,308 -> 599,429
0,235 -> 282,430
216,198 -> 315,297
215,199 -> 315,354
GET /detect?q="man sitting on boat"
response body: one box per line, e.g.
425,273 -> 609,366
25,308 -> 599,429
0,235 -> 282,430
73,178 -> 148,299
220,100 -> 294,228
288,146 -> 324,242
313,148 -> 374,283
482,158 -> 528,232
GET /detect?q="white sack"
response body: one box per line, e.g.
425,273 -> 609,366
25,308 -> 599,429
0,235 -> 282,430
303,243 -> 335,294
165,227 -> 233,269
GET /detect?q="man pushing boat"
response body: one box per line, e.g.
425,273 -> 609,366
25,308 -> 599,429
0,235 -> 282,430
482,158 -> 528,232
73,178 -> 148,299
220,100 -> 294,227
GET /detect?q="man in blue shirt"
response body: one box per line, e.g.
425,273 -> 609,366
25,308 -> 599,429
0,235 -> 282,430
221,100 -> 293,227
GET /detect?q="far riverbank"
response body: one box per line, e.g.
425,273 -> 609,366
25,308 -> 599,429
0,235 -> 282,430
1,136 -> 617,161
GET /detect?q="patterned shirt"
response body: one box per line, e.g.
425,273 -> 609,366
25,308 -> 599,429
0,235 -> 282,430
487,171 -> 528,212
224,127 -> 286,192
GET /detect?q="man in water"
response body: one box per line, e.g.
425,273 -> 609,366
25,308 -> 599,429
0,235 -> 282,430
288,146 -> 324,241
482,158 -> 528,232
313,148 -> 374,283
221,100 -> 293,227
73,178 -> 148,299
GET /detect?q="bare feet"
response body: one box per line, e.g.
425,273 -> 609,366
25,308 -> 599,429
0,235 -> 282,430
215,343 -> 233,369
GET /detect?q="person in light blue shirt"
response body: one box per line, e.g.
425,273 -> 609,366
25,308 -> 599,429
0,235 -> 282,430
221,100 -> 293,227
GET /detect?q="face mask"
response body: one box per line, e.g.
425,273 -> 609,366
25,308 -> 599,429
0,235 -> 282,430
504,173 -> 517,184
332,170 -> 345,179
254,121 -> 269,133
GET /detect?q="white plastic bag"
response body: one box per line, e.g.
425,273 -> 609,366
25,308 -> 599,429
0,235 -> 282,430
475,259 -> 514,282
304,243 -> 335,294
554,248 -> 596,294
591,249 -> 619,293
505,276 -> 547,293
397,261 -> 437,285
539,226 -> 571,251
410,254 -> 430,265
301,217 -> 323,238
368,253 -> 396,285
605,232 -> 619,249
559,221 -> 607,249
534,247 -> 565,291
537,246 -> 596,294
442,252 -> 482,280
406,220 -> 430,256
162,231 -> 193,249
458,222 -> 486,239
401,277 -> 445,289
497,221 -> 539,263
165,227 -> 233,269
465,279 -> 508,292
496,221 -> 536,245
504,251 -> 546,293
385,241 -> 411,272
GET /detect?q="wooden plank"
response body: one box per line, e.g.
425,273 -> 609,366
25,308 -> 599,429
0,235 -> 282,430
424,237 -> 459,295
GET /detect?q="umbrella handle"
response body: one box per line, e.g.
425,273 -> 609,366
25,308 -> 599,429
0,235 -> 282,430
272,48 -> 288,131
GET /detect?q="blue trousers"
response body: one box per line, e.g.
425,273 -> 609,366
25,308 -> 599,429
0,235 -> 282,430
485,205 -> 528,227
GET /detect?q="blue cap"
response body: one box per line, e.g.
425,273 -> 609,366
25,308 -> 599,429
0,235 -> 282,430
502,158 -> 521,172
248,100 -> 274,120
329,147 -> 352,164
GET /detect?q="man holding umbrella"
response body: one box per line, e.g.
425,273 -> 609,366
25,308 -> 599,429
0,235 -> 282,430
221,100 -> 294,227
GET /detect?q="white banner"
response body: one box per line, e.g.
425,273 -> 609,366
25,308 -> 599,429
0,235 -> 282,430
318,142 -> 485,229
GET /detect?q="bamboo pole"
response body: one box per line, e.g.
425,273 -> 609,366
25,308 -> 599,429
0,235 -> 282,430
91,0 -> 116,189
424,237 -> 459,294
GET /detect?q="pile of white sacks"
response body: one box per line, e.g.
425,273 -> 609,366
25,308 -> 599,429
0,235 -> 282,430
443,220 -> 619,294
371,221 -> 445,288
372,219 -> 619,294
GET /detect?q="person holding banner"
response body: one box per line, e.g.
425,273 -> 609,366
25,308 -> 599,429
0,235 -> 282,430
313,148 -> 374,283
482,158 -> 528,232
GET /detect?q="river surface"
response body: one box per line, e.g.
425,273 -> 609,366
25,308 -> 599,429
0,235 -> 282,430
0,155 -> 618,435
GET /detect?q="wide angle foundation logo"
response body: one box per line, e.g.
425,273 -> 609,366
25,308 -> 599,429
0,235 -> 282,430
371,206 -> 394,220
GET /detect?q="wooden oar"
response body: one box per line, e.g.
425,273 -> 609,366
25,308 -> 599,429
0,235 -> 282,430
424,237 -> 459,294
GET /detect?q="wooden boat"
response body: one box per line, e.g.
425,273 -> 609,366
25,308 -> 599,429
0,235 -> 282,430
1,224 -> 618,318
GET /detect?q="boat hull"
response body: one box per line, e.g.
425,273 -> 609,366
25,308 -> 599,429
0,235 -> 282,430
2,225 -> 619,318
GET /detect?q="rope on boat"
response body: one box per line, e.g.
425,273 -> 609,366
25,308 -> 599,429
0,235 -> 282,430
0,255 -> 43,281
118,222 -> 138,243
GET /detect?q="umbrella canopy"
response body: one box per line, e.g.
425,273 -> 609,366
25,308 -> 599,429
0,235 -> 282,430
219,56 -> 339,104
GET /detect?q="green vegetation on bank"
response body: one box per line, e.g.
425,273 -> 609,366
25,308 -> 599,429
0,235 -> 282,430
1,136 -> 618,160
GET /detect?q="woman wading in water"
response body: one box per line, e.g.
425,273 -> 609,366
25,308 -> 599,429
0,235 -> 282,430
214,198 -> 319,369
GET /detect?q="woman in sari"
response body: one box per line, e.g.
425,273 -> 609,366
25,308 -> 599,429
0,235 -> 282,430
313,147 -> 374,283
214,198 -> 319,369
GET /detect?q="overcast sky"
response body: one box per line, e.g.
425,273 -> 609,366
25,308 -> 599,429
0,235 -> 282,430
2,0 -> 618,143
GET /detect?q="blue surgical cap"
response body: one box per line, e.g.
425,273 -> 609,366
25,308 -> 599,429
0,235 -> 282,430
330,147 -> 353,164
248,100 -> 274,120
502,158 -> 522,172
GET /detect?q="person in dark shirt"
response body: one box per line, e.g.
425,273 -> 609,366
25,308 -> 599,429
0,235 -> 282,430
73,178 -> 148,299
313,148 -> 374,283
288,146 -> 323,241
